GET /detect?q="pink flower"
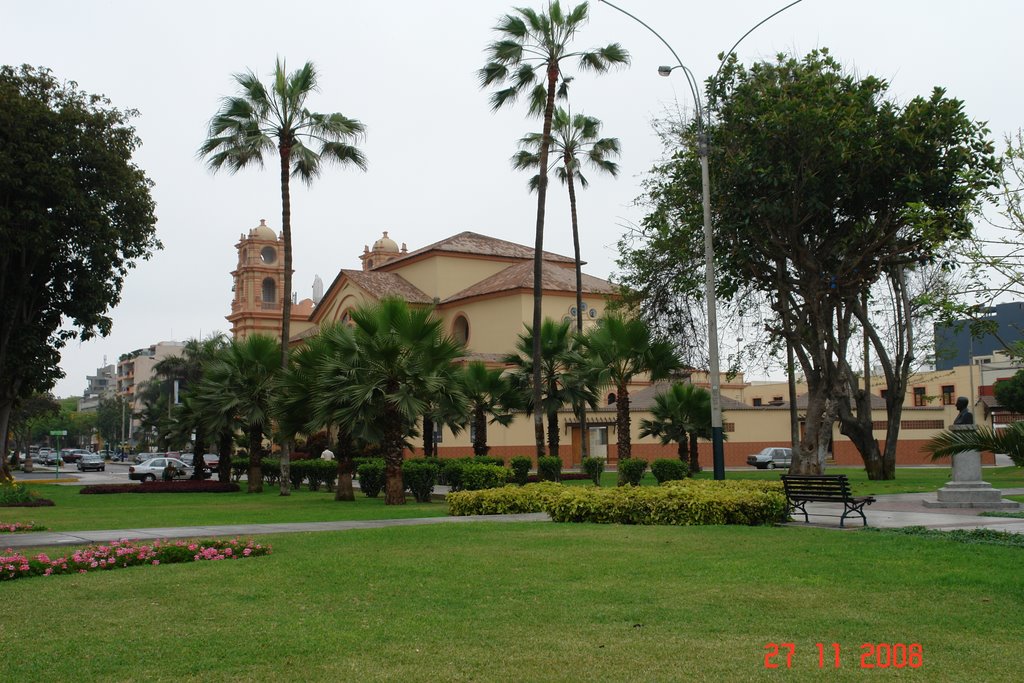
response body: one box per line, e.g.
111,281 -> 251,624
152,560 -> 159,566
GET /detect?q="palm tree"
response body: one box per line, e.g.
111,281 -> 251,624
639,383 -> 714,476
925,422 -> 1024,466
313,299 -> 466,505
460,361 -> 519,456
194,335 -> 281,493
480,1 -> 628,457
153,334 -> 227,478
578,314 -> 680,461
200,58 -> 367,493
505,318 -> 597,457
513,106 -> 620,458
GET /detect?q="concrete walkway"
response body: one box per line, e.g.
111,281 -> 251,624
3,487 -> 1022,549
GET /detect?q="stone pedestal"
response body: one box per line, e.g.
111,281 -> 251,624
923,427 -> 1021,509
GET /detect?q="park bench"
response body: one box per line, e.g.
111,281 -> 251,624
781,474 -> 876,528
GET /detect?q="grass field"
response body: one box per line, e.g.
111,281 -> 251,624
9,485 -> 447,532
1,522 -> 1021,681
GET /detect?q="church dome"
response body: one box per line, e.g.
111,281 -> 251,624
372,231 -> 399,252
250,219 -> 277,241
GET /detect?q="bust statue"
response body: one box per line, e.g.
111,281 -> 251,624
953,396 -> 974,425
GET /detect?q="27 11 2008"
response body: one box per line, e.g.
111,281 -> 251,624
764,642 -> 923,669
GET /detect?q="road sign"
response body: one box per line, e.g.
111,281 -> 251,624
49,430 -> 67,436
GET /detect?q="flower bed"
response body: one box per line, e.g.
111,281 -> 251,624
1,537 -> 271,582
80,481 -> 241,495
0,481 -> 54,507
0,521 -> 44,533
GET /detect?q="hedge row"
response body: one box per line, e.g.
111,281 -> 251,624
81,481 -> 240,495
448,480 -> 787,526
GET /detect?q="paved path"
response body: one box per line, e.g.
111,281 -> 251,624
4,485 -> 1022,549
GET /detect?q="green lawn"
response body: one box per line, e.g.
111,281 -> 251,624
576,466 -> 1024,496
1,523 -> 1020,681
9,485 -> 446,531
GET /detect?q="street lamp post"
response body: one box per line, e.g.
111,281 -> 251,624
599,0 -> 802,480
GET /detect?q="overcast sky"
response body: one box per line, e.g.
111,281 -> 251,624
3,0 -> 1022,398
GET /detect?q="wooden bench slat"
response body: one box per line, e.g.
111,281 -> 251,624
780,474 -> 875,528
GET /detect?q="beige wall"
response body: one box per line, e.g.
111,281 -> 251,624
392,255 -> 514,301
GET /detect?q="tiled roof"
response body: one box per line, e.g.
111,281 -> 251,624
335,269 -> 433,304
374,231 -> 577,269
443,261 -> 614,304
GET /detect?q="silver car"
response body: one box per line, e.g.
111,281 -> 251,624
746,447 -> 793,470
128,457 -> 192,482
76,454 -> 106,471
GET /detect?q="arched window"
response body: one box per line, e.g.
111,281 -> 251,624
607,392 -> 617,405
262,278 -> 276,303
453,315 -> 469,345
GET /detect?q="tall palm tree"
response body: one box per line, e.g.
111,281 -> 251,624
505,318 -> 597,457
639,383 -> 714,476
153,334 -> 227,478
314,299 -> 466,505
513,106 -> 620,457
578,314 -> 680,461
459,361 -> 519,456
200,58 -> 367,493
480,1 -> 628,457
194,335 -> 281,493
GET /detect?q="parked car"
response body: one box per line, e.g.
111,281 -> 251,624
746,447 -> 793,470
128,458 -> 192,482
133,452 -> 157,464
181,453 -> 219,469
76,454 -> 106,471
60,449 -> 90,463
44,451 -> 62,466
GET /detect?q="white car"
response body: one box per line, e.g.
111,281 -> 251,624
128,457 -> 193,482
746,447 -> 793,470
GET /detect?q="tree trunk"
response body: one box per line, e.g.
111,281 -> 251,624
530,62 -> 560,459
335,430 -> 355,501
217,432 -> 232,483
278,143 -> 293,496
547,410 -> 559,457
472,407 -> 489,456
688,432 -> 701,475
566,159 -> 590,461
247,428 -> 263,494
794,382 -> 832,475
423,414 -> 434,457
382,412 -> 406,505
191,427 -> 207,480
616,383 -> 631,460
0,400 -> 13,482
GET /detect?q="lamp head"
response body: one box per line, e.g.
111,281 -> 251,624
657,65 -> 673,77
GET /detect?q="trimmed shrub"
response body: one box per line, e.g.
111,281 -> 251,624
651,459 -> 687,484
537,456 -> 562,482
525,472 -> 591,483
617,458 -> 648,486
0,482 -> 42,505
474,455 -> 504,467
447,482 -> 566,516
509,456 -> 532,486
581,457 -> 604,486
356,461 -> 386,498
230,456 -> 249,482
441,459 -> 467,490
546,480 -> 787,526
403,459 -> 439,502
306,459 -> 338,492
461,463 -> 510,491
260,458 -> 282,486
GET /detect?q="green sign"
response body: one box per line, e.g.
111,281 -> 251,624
49,430 -> 67,436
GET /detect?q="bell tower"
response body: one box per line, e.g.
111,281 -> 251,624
227,219 -> 286,340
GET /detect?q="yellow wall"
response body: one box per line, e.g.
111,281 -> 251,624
392,255 -> 514,301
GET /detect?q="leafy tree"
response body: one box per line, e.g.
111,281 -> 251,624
480,1 -> 628,457
638,383 -> 713,476
200,58 -> 367,492
0,65 -> 159,479
577,314 -> 679,460
313,299 -> 466,505
459,361 -> 518,456
153,335 -> 228,478
95,395 -> 130,453
513,106 -> 620,457
194,335 -> 281,493
621,49 -> 998,478
7,393 -> 60,466
993,371 -> 1024,415
504,318 -> 596,457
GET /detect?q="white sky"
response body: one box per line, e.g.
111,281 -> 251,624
3,0 -> 1022,398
